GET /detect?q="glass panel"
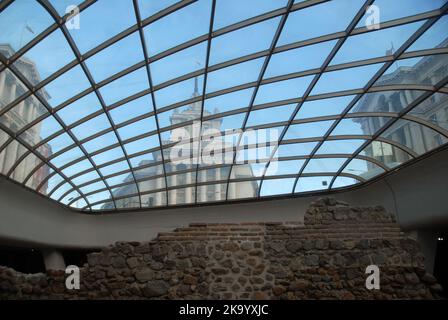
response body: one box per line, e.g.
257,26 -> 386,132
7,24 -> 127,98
294,176 -> 332,193
330,117 -> 391,136
343,158 -> 385,180
0,140 -> 27,175
214,0 -> 287,30
155,76 -> 204,109
356,0 -> 446,27
260,178 -> 295,196
410,93 -> 448,131
240,126 -> 283,146
169,187 -> 195,205
0,128 -> 9,149
284,120 -> 334,140
360,141 -> 413,169
138,177 -> 166,193
265,40 -> 337,78
407,15 -> 448,52
92,147 -> 126,166
0,95 -> 48,132
50,182 -> 72,201
227,180 -> 259,200
349,90 -> 425,113
275,142 -> 318,157
118,117 -> 157,140
111,183 -> 138,198
49,0 -> 84,16
278,0 -> 364,46
210,17 -> 280,65
82,131 -> 117,154
40,173 -> 64,196
316,139 -> 366,155
311,63 -> 383,95
70,198 -> 88,210
105,171 -> 132,186
86,32 -> 144,83
331,21 -> 424,65
381,119 -> 448,155
87,190 -> 113,204
138,0 -> 179,20
142,192 -> 166,207
36,132 -> 71,157
123,135 -> 159,155
255,75 -> 314,105
50,146 -> 84,168
71,113 -> 110,141
197,167 -> 231,182
20,116 -> 62,146
158,104 -> 200,128
25,164 -> 52,190
206,58 -> 264,93
79,181 -> 107,195
0,0 -> 53,57
302,158 -> 347,174
204,88 -> 254,114
332,176 -> 359,189
68,0 -> 137,54
61,159 -> 93,178
99,67 -> 149,106
197,183 -> 227,202
297,95 -> 354,119
0,69 -> 29,108
61,190 -> 81,205
13,29 -> 75,85
116,197 -> 141,209
39,65 -> 91,108
109,95 -> 154,125
374,55 -> 448,87
151,42 -> 207,86
144,0 -> 212,56
247,104 -> 295,127
92,201 -> 115,210
265,159 -> 305,176
72,170 -> 100,186
130,152 -> 162,168
231,163 -> 266,179
57,93 -> 102,126
10,152 -> 41,183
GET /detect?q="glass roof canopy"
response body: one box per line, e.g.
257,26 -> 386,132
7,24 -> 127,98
0,0 -> 447,212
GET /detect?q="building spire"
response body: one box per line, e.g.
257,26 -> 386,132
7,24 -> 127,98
194,76 -> 199,95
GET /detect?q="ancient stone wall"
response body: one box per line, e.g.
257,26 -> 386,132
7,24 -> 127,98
0,198 -> 443,299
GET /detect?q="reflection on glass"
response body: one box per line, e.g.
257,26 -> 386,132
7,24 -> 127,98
409,93 -> 448,131
349,90 -> 425,114
407,15 -> 448,52
0,68 -> 30,110
0,0 -> 53,57
381,119 -> 448,155
25,164 -> 52,191
0,139 -> 27,175
10,152 -> 41,184
316,139 -> 366,155
360,141 -> 413,169
331,117 -> 391,136
343,158 -> 385,180
374,55 -> 448,87
247,104 -> 294,127
332,176 -> 359,189
227,180 -> 259,200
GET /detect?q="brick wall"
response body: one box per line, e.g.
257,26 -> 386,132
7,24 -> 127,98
0,198 -> 443,299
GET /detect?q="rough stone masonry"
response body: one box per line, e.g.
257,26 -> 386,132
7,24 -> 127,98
0,198 -> 443,299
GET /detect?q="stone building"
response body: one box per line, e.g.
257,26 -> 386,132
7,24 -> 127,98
0,44 -> 51,191
106,78 -> 258,209
352,39 -> 448,172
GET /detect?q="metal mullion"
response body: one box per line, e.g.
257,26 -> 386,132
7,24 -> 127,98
0,64 -> 95,209
259,0 -> 376,197
375,137 -> 419,159
401,115 -> 448,139
37,0 -> 132,210
327,7 -> 448,189
191,0 -> 216,204
225,0 -> 295,201
0,122 -> 91,210
22,161 -> 47,188
133,0 -> 170,206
